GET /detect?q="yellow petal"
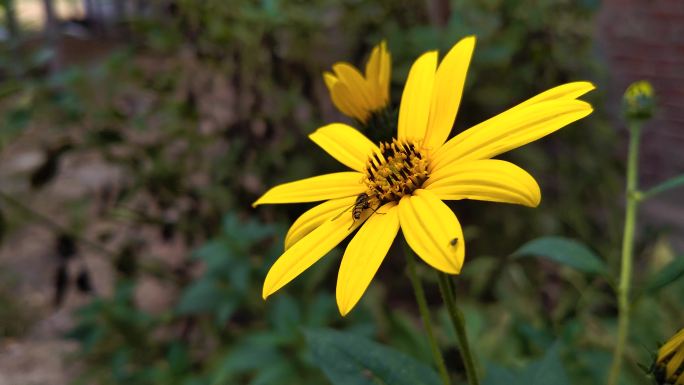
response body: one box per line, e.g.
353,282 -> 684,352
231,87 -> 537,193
668,350 -> 684,383
263,201 -> 370,298
337,203 -> 399,316
398,189 -> 464,274
424,36 -> 476,152
323,71 -> 338,91
365,40 -> 391,108
309,123 -> 379,172
365,41 -> 384,102
398,51 -> 438,142
252,172 -> 364,207
365,41 -> 385,83
330,81 -> 368,122
432,100 -> 593,169
378,41 -> 391,105
333,63 -> 373,112
284,196 -> 357,250
659,329 -> 684,361
425,159 -> 540,207
512,81 -> 596,111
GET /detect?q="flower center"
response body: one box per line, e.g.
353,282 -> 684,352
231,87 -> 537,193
363,138 -> 429,204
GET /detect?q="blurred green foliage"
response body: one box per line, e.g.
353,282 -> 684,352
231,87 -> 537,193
305,328 -> 441,385
68,214 -> 334,385
511,236 -> 608,276
0,0 -> 682,385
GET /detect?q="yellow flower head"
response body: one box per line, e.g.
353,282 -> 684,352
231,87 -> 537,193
323,41 -> 391,124
254,36 -> 594,316
655,328 -> 684,385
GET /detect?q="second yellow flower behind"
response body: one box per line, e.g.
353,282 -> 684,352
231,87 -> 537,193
324,41 -> 391,124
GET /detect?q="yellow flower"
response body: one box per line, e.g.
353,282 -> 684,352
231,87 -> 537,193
323,41 -> 391,124
655,328 -> 684,385
254,36 -> 594,316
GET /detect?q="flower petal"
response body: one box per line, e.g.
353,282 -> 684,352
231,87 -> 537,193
424,36 -> 475,152
398,51 -> 438,142
330,81 -> 368,122
398,189 -> 464,274
432,99 -> 593,169
333,63 -> 373,112
337,202 -> 399,316
284,196 -> 357,250
365,44 -> 381,83
263,202 -> 370,298
323,71 -> 338,91
425,159 -> 540,207
668,350 -> 684,384
252,172 -> 364,207
365,41 -> 384,102
512,81 -> 596,110
378,42 -> 391,104
309,123 -> 379,172
660,329 -> 684,360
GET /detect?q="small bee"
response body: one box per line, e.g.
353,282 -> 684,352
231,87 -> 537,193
450,237 -> 459,247
332,193 -> 383,229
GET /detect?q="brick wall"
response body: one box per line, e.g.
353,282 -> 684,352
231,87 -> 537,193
597,0 -> 684,246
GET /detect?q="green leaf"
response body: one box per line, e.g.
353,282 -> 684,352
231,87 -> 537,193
512,236 -> 607,275
483,343 -> 570,385
250,360 -> 295,385
192,240 -> 233,276
229,262 -> 251,294
268,295 -> 301,336
303,292 -> 335,328
221,346 -> 280,373
167,342 -> 191,374
388,310 -> 433,365
216,301 -> 239,325
643,256 -> 684,294
483,364 -> 518,385
177,280 -> 230,315
305,328 -> 441,385
222,214 -> 274,250
523,343 -> 570,385
212,344 -> 281,385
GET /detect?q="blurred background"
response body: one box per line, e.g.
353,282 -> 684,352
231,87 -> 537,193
0,0 -> 682,384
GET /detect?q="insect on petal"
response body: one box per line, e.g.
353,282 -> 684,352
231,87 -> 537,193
398,189 -> 464,274
337,203 -> 398,316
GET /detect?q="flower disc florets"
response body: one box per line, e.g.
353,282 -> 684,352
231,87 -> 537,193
363,138 -> 429,203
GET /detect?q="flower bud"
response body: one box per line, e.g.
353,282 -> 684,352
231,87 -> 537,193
623,80 -> 655,121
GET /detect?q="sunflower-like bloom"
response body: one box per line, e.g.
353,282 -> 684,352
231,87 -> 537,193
655,328 -> 684,385
254,36 -> 594,315
323,41 -> 391,124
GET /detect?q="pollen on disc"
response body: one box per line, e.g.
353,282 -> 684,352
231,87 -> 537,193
363,138 -> 429,204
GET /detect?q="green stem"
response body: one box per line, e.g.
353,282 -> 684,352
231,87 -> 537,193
639,174 -> 684,201
607,122 -> 642,385
404,245 -> 451,385
437,273 -> 479,385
